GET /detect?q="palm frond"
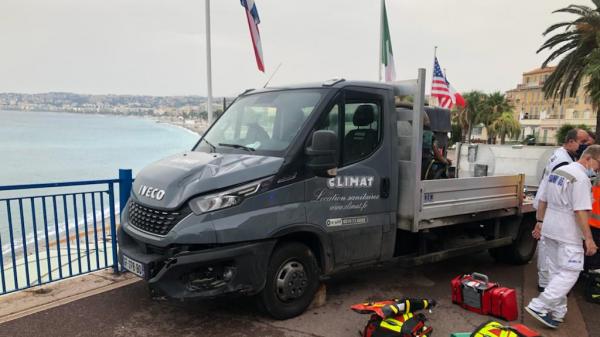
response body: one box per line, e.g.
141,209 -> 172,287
538,31 -> 579,53
540,40 -> 579,67
542,21 -> 574,35
554,5 -> 593,17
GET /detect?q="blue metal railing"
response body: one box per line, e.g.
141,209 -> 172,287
0,169 -> 133,295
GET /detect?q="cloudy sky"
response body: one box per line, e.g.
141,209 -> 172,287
0,0 -> 576,97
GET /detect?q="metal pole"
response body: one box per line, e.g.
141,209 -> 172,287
108,183 -> 119,273
378,0 -> 383,82
205,0 -> 214,124
118,169 -> 133,214
412,68 -> 426,232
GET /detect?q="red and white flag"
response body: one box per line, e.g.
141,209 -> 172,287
241,0 -> 265,72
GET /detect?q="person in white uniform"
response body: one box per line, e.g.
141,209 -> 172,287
526,145 -> 600,329
533,128 -> 589,292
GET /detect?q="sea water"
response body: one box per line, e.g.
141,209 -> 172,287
0,110 -> 200,260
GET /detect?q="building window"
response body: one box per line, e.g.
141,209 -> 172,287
560,106 -> 564,119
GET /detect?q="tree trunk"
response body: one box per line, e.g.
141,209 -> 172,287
596,106 -> 600,142
501,134 -> 506,144
467,123 -> 473,144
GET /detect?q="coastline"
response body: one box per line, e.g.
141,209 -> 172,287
150,117 -> 207,137
0,109 -> 208,138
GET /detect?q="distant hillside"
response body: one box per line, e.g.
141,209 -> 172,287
0,92 -> 232,118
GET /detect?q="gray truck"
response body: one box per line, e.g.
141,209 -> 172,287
118,69 -> 537,319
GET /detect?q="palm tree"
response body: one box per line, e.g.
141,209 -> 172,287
586,36 -> 600,127
452,105 -> 469,142
484,92 -> 511,143
489,112 -> 521,144
462,91 -> 488,142
538,1 -> 600,139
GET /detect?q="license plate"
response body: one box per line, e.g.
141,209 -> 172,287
123,255 -> 145,278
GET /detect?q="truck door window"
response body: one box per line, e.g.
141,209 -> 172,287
342,102 -> 381,165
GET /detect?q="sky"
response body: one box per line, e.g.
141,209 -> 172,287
0,0 -> 577,97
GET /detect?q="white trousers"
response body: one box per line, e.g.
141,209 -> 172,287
537,237 -> 549,288
528,237 -> 584,320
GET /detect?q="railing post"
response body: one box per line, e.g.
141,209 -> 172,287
119,169 -> 133,214
108,182 -> 119,274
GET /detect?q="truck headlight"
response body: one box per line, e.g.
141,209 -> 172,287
188,176 -> 273,215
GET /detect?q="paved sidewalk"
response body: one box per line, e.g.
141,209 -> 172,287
0,253 -> 598,337
0,269 -> 138,324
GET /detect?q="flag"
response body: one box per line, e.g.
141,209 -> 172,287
381,1 -> 396,82
431,57 -> 465,109
241,0 -> 265,72
447,78 -> 466,108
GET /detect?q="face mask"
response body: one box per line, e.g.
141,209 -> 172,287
577,143 -> 589,158
587,168 -> 596,178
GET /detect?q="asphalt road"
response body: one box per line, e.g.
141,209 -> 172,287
1,252 -> 598,337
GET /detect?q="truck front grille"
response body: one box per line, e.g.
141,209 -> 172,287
128,201 -> 191,236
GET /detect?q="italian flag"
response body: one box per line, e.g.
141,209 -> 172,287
381,1 -> 396,82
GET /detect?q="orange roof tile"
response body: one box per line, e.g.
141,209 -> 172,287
523,66 -> 556,75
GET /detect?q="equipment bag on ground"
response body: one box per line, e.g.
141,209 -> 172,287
451,272 -> 518,321
351,298 -> 435,337
470,320 -> 540,337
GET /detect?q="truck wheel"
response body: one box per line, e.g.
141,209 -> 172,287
489,217 -> 537,265
259,242 -> 320,320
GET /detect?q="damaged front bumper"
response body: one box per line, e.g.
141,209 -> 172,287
118,227 -> 276,299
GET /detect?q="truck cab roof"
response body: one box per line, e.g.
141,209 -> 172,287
241,80 -> 397,96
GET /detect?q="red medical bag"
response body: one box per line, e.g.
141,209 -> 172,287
451,272 -> 518,321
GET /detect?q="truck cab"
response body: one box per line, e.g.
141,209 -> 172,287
118,70 -> 537,319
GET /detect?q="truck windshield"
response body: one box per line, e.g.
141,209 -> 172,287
195,89 -> 325,156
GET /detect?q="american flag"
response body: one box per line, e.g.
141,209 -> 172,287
241,0 -> 265,72
431,57 -> 453,108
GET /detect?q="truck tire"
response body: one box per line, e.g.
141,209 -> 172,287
258,242 -> 320,320
489,217 -> 537,265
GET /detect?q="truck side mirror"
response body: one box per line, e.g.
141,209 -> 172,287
306,130 -> 338,178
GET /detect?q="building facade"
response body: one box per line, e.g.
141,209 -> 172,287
506,67 -> 596,145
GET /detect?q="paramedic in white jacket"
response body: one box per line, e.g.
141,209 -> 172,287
533,128 -> 589,292
526,145 -> 600,329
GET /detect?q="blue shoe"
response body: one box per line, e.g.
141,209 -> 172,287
553,316 -> 564,323
525,306 -> 559,329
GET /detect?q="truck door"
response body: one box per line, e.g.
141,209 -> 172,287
305,88 -> 392,265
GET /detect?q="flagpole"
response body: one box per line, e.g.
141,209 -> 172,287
432,46 -> 437,107
378,0 -> 383,82
205,0 -> 214,124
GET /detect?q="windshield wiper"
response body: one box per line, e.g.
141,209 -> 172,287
202,138 -> 216,152
218,143 -> 256,152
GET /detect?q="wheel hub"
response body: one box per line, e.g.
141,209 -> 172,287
275,260 -> 308,302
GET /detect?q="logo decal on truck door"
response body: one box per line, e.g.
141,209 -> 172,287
327,176 -> 374,189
